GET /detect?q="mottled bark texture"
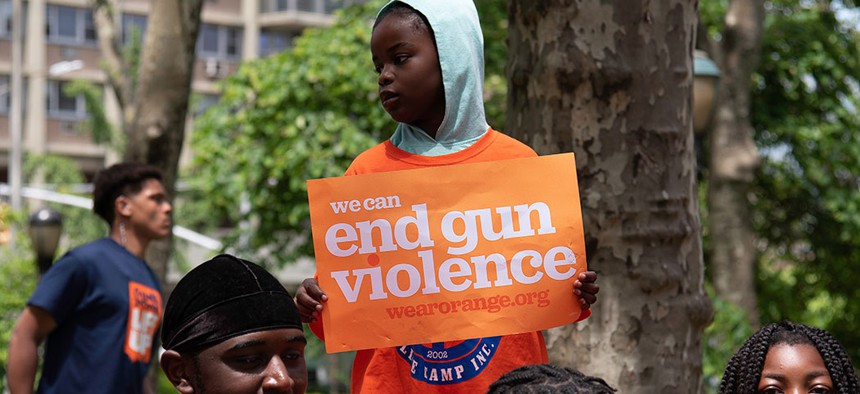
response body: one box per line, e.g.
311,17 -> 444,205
708,0 -> 764,328
506,1 -> 711,392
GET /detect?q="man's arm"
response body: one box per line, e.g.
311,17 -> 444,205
142,370 -> 155,394
7,306 -> 57,394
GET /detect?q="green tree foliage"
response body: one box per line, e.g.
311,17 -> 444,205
475,0 -> 509,130
702,286 -> 755,393
63,81 -> 119,147
699,0 -> 860,368
751,1 -> 860,365
190,0 -> 509,266
190,1 -> 390,265
0,210 -> 37,392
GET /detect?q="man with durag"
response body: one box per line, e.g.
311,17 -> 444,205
160,254 -> 308,394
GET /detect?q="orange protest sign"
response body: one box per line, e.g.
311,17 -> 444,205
307,153 -> 586,353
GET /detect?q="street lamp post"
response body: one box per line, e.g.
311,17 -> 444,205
693,50 -> 721,134
693,50 -> 721,177
28,207 -> 63,275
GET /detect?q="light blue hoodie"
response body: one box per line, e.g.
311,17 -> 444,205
378,0 -> 489,156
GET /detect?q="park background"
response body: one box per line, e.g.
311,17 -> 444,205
1,0 -> 859,392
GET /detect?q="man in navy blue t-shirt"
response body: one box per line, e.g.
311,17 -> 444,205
8,163 -> 172,394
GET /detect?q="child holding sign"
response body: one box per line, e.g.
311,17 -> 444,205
295,1 -> 599,392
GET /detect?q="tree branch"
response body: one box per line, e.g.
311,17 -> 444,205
91,0 -> 130,110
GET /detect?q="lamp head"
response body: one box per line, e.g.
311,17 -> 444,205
693,50 -> 720,134
28,207 -> 63,274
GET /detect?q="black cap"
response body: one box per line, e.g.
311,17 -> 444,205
162,254 -> 302,353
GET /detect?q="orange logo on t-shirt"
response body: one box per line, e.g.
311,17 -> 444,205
124,282 -> 162,363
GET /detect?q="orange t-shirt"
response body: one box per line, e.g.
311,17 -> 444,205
310,129 -> 590,393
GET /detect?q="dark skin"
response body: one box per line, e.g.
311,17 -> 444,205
160,328 -> 308,394
757,344 -> 834,394
297,9 -> 600,324
371,7 -> 445,137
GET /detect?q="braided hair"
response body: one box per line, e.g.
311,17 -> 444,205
719,321 -> 860,393
487,363 -> 616,394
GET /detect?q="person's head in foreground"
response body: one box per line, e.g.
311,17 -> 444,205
160,254 -> 307,394
719,320 -> 859,394
486,363 -> 616,394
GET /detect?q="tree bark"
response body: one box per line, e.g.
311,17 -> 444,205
92,0 -> 131,111
708,0 -> 763,328
506,1 -> 711,392
91,0 -> 136,143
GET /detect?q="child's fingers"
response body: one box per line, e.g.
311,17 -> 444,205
573,278 -> 599,310
580,282 -> 599,295
578,297 -> 592,311
577,271 -> 598,283
579,292 -> 597,306
295,278 -> 328,323
301,277 -> 328,302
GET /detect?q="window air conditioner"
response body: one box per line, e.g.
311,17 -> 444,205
204,58 -> 222,79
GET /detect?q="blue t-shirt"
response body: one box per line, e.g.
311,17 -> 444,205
28,237 -> 162,394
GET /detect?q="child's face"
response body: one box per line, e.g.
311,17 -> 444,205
371,13 -> 445,137
757,343 -> 833,394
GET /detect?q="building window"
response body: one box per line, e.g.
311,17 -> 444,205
47,80 -> 86,119
194,93 -> 221,117
0,0 -> 11,38
261,0 -> 358,14
260,0 -> 288,13
323,0 -> 340,14
197,23 -> 242,59
226,28 -> 240,57
296,0 -> 321,13
0,75 -> 27,115
84,12 -> 97,41
122,14 -> 148,45
199,24 -> 219,54
324,0 -> 365,14
0,75 -> 8,114
259,29 -> 295,57
46,5 -> 97,46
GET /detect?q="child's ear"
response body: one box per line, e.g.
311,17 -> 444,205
160,350 -> 197,394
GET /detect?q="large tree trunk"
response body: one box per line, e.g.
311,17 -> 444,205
506,2 -> 711,392
707,0 -> 764,328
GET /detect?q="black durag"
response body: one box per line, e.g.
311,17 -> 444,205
161,254 -> 302,354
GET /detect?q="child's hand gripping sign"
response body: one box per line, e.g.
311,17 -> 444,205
307,153 -> 586,353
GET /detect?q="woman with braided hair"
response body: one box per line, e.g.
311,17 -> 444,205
719,321 -> 859,393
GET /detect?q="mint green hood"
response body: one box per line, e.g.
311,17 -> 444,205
379,0 -> 489,156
